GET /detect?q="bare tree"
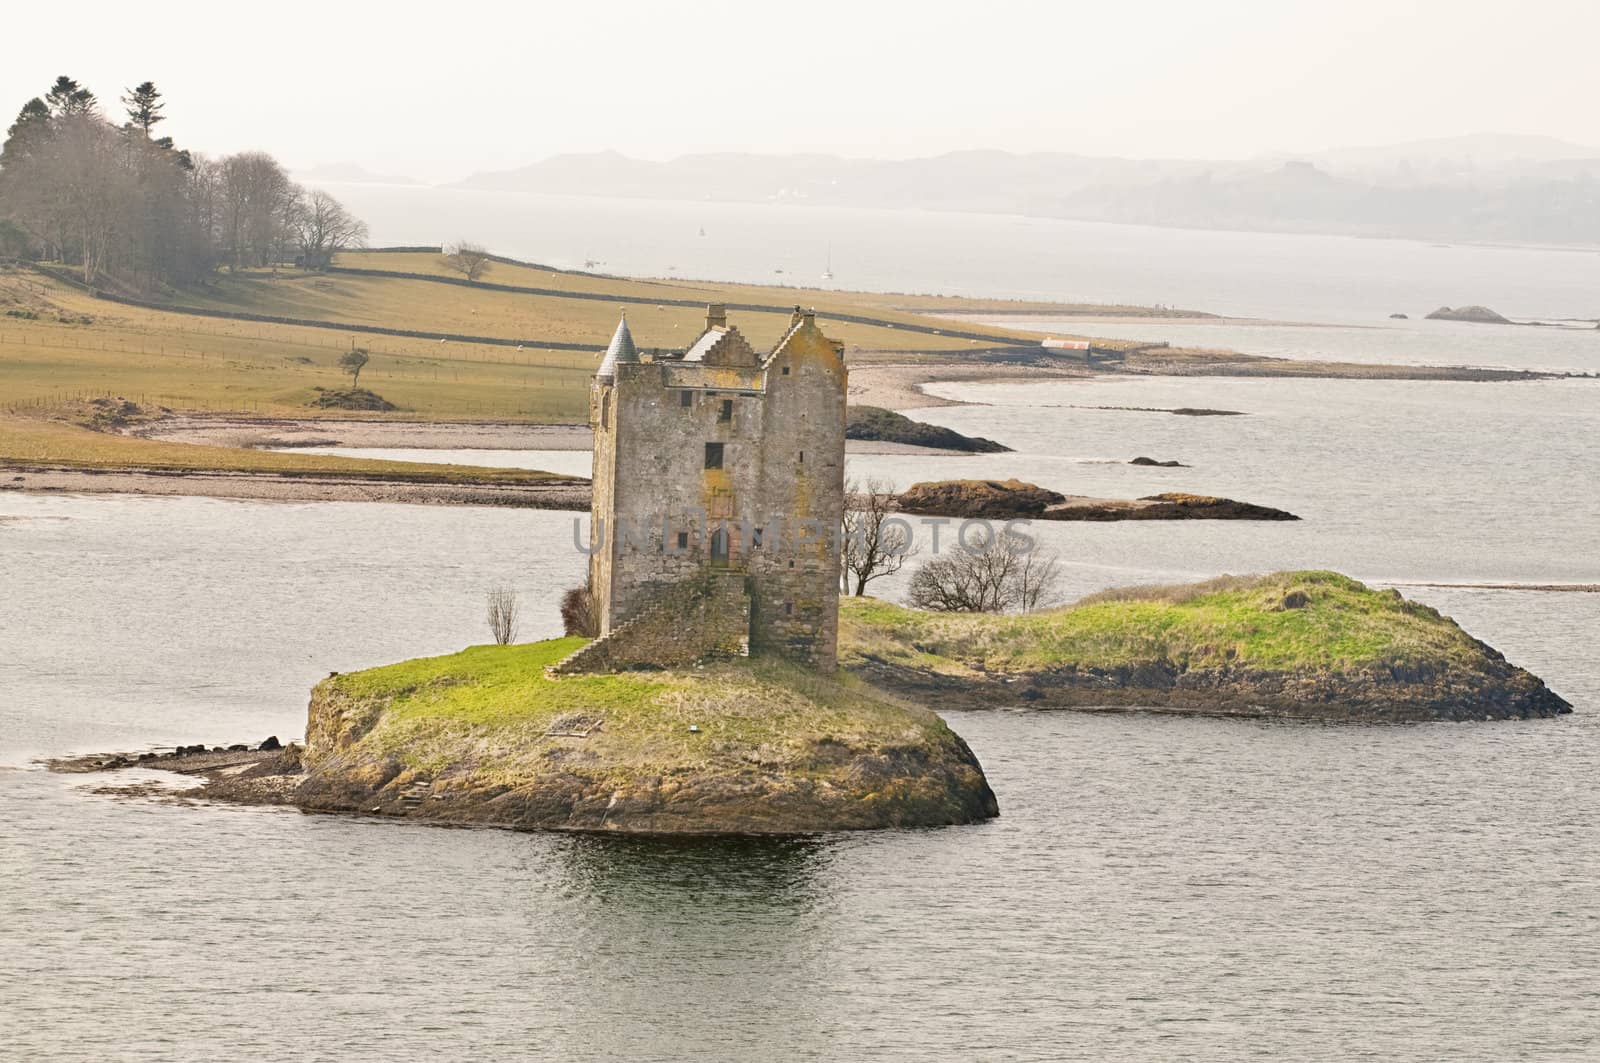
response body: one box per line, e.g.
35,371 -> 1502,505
907,531 -> 1061,613
842,477 -> 914,595
338,347 -> 370,388
216,151 -> 292,270
442,240 -> 491,282
486,586 -> 520,645
294,188 -> 367,270
0,80 -> 365,291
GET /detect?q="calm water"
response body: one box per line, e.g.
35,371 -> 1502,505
978,315 -> 1600,375
4,371 -> 1599,1060
326,183 -> 1600,372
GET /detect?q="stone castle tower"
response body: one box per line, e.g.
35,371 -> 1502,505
557,304 -> 847,674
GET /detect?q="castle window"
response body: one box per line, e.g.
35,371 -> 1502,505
704,442 -> 724,469
752,526 -> 764,548
680,391 -> 692,407
676,531 -> 689,550
781,366 -> 790,375
719,399 -> 733,422
784,602 -> 794,617
798,450 -> 804,463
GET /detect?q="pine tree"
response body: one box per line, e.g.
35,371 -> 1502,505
44,76 -> 96,117
121,81 -> 165,134
0,98 -> 50,171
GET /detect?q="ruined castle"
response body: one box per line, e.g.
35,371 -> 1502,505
555,304 -> 847,674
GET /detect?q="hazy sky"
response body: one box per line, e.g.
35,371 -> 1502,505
4,0 -> 1595,181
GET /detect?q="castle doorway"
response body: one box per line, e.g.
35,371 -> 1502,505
710,527 -> 730,565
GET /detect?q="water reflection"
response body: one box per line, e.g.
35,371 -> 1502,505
523,833 -> 840,1059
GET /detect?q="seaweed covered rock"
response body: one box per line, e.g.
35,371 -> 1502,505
897,478 -> 1064,517
896,480 -> 1299,521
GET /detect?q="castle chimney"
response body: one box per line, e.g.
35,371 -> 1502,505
706,303 -> 727,330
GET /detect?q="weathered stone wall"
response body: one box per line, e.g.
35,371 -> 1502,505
586,308 -> 847,671
746,315 -> 846,667
595,360 -> 767,633
551,572 -> 750,674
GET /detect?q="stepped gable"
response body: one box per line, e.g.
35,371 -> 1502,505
675,303 -> 760,367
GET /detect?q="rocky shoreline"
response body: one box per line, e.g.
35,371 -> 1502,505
52,572 -> 1576,834
846,658 -> 1570,723
838,572 -> 1573,724
55,646 -> 1000,835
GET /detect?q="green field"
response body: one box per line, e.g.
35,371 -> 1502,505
1,268 -> 596,422
0,249 -> 1119,472
320,637 -> 931,773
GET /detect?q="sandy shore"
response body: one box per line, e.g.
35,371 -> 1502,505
849,350 -> 1569,412
138,414 -> 968,455
847,363 -> 1093,409
139,416 -> 596,451
2,466 -> 590,509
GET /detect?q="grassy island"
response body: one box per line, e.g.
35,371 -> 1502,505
94,571 -> 1571,834
288,638 -> 998,833
840,571 -> 1571,722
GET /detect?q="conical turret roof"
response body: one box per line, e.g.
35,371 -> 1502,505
595,314 -> 638,381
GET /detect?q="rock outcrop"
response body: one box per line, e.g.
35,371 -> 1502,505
308,387 -> 398,411
894,479 -> 1299,521
896,478 -> 1063,517
276,642 -> 998,833
845,406 -> 1011,453
1052,492 -> 1299,522
839,571 -> 1571,722
1425,305 -> 1512,324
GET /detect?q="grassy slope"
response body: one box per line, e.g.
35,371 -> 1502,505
0,248 -> 1148,475
0,249 -> 1084,442
178,264 -> 1000,354
341,250 -> 1189,317
316,636 -> 947,782
839,571 -> 1492,676
1,269 -> 594,421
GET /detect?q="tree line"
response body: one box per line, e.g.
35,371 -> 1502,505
0,77 -> 367,290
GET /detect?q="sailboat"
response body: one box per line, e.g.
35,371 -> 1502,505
822,244 -> 834,282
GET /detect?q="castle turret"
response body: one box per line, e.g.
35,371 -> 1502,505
594,314 -> 638,381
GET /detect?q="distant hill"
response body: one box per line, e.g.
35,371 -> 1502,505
1300,133 -> 1599,184
295,162 -> 422,186
455,139 -> 1600,245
